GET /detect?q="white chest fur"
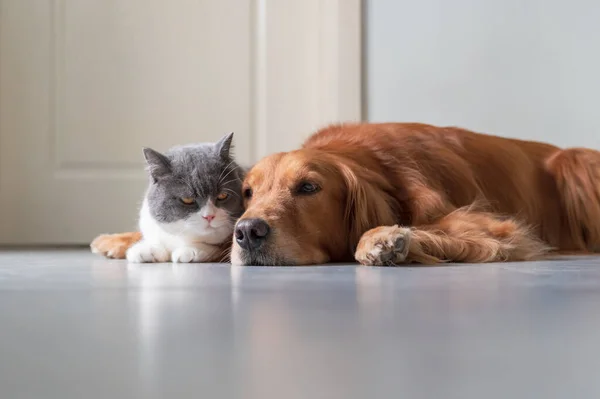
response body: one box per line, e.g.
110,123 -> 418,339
126,198 -> 233,263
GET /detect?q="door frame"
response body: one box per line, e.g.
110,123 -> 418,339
254,0 -> 364,159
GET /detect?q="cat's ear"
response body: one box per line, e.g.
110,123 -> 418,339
215,132 -> 234,159
142,147 -> 171,182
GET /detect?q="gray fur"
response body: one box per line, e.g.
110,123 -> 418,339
143,132 -> 245,223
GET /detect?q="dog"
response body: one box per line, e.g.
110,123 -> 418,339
92,122 -> 600,266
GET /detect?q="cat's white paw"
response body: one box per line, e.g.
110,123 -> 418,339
171,246 -> 212,263
126,241 -> 170,263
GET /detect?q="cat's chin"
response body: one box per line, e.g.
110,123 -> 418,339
152,217 -> 232,246
184,223 -> 233,244
206,221 -> 233,231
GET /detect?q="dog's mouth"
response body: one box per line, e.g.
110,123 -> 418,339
231,244 -> 296,266
238,253 -> 296,266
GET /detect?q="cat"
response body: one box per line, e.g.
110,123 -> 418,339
125,132 -> 245,263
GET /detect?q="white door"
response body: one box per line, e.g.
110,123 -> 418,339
0,0 -> 362,244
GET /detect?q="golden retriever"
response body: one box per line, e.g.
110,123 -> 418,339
92,123 -> 600,266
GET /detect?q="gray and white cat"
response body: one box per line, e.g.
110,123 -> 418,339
126,133 -> 245,263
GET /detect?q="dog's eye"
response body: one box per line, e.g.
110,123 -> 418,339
180,197 -> 195,205
243,188 -> 253,199
297,182 -> 320,194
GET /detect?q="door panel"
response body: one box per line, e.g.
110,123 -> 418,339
0,0 -> 361,244
0,0 -> 251,244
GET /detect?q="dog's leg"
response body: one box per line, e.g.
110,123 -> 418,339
354,225 -> 416,265
355,208 -> 551,266
90,232 -> 142,259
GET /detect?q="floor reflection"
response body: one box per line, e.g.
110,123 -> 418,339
78,255 -> 600,398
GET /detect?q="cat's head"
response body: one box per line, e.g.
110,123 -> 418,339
142,132 -> 245,238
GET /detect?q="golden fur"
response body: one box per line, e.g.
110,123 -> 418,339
92,122 -> 600,266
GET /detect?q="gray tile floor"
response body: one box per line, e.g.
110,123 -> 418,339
1,250 -> 600,399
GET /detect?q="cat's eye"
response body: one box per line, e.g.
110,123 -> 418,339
243,188 -> 252,199
216,192 -> 229,201
180,197 -> 195,205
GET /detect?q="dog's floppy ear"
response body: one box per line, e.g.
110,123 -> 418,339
337,161 -> 398,251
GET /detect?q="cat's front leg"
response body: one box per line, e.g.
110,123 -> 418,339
171,243 -> 218,263
126,240 -> 170,263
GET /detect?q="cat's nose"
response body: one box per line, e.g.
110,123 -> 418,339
235,218 -> 270,251
203,215 -> 215,223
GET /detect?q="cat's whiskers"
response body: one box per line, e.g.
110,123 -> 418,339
220,178 -> 240,187
219,246 -> 233,263
218,163 -> 241,186
217,160 -> 237,183
222,188 -> 240,199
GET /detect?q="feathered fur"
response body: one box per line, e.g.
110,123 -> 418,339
93,122 -> 600,265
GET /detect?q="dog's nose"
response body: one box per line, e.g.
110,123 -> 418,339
235,218 -> 270,250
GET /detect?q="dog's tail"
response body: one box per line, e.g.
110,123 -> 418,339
546,148 -> 600,251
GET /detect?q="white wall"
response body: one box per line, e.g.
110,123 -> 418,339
366,0 -> 600,149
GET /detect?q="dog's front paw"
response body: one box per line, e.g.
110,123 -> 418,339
126,241 -> 170,263
354,225 -> 412,266
171,246 -> 212,263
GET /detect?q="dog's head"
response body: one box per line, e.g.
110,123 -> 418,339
230,149 -> 398,265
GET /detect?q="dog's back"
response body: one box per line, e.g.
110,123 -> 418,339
305,122 -> 600,252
